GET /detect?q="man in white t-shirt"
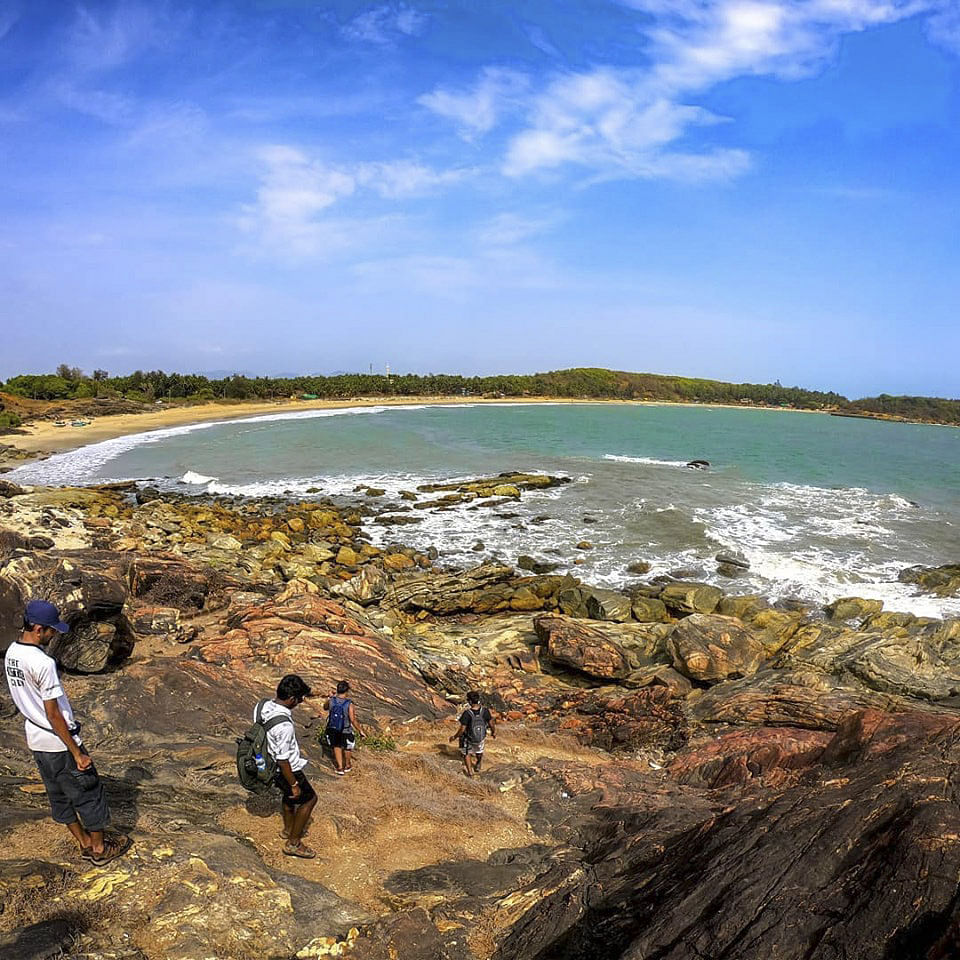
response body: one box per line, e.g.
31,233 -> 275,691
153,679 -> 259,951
4,600 -> 130,866
257,674 -> 317,859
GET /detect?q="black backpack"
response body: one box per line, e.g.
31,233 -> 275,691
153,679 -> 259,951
236,700 -> 292,791
466,706 -> 487,744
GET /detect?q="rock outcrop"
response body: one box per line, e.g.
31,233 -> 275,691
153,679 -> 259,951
2,484 -> 960,959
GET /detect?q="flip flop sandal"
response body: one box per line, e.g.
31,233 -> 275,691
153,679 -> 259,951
90,834 -> 132,867
283,843 -> 316,859
79,846 -> 95,862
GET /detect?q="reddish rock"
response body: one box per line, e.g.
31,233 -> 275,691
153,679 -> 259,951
534,613 -> 631,680
669,726 -> 832,788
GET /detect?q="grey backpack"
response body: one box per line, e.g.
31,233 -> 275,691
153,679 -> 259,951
236,700 -> 291,791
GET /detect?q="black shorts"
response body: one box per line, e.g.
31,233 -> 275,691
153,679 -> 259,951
326,729 -> 356,750
32,748 -> 111,832
274,769 -> 316,808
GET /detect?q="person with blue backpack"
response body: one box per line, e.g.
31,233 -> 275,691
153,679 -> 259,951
324,680 -> 363,776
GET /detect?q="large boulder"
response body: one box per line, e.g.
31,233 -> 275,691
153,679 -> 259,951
826,596 -> 883,621
898,563 -> 960,597
660,582 -> 723,616
48,618 -> 134,673
585,588 -> 633,623
534,614 -> 632,680
385,563 -> 515,614
667,614 -> 764,682
630,596 -> 668,623
202,585 -> 449,720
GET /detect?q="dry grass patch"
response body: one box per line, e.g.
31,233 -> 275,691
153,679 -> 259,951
221,731 -> 537,909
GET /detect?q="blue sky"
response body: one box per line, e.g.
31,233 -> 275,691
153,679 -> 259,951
1,1 -> 958,397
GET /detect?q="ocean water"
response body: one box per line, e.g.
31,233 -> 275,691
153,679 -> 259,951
10,403 -> 960,618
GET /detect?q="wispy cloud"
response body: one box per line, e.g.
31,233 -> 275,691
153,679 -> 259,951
238,145 -> 471,258
65,2 -> 178,72
342,3 -> 427,45
424,0 -> 948,182
418,67 -> 530,140
475,211 -> 564,247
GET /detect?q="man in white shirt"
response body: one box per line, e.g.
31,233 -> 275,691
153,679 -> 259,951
258,674 -> 317,858
4,600 -> 130,866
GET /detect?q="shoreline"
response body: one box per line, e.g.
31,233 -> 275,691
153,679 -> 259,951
1,395 -> 824,468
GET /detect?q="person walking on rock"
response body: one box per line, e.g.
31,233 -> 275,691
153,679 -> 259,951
3,600 -> 130,866
260,674 -> 318,858
324,681 -> 362,776
449,690 -> 495,777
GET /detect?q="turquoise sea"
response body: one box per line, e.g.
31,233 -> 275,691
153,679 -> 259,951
11,403 -> 960,617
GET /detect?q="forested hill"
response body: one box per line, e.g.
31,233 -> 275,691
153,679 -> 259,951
2,366 -> 958,426
837,394 -> 960,426
1,366 -> 843,409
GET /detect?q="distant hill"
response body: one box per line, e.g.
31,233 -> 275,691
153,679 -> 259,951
2,366 -> 958,427
838,394 -> 960,426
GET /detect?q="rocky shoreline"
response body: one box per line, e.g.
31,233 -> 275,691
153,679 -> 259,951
2,474 -> 960,959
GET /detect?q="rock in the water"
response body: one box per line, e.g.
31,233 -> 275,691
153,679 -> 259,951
898,563 -> 960,597
667,613 -> 764,682
660,581 -> 723,616
715,551 -> 750,570
626,560 -> 651,575
826,596 -> 884,620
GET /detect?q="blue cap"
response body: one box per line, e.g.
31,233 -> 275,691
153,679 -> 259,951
25,599 -> 69,633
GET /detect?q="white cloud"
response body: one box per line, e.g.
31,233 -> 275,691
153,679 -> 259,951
239,146 -> 471,258
355,160 -> 472,198
342,4 -> 427,44
428,0 -> 948,182
418,67 -> 530,139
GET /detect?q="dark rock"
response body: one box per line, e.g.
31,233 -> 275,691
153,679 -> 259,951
0,479 -> 25,498
129,555 -> 209,610
715,551 -> 750,570
685,459 -> 710,469
626,560 -> 651,575
898,564 -> 960,597
135,485 -> 162,504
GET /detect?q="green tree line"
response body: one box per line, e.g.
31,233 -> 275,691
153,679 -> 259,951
3,365 -> 957,423
1,365 -> 845,408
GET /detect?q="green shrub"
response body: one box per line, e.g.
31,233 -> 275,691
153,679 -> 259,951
0,412 -> 22,430
359,732 -> 397,752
